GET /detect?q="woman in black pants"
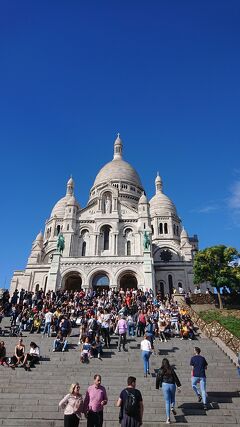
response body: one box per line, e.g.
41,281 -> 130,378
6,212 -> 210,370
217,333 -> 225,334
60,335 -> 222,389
59,383 -> 83,427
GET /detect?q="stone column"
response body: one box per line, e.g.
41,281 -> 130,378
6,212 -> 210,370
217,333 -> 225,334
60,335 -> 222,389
47,251 -> 61,292
143,249 -> 155,295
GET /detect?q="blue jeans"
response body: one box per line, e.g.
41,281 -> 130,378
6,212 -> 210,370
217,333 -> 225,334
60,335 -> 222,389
142,351 -> 151,374
128,324 -> 135,336
43,322 -> 51,336
192,376 -> 207,404
162,383 -> 176,419
53,339 -> 68,352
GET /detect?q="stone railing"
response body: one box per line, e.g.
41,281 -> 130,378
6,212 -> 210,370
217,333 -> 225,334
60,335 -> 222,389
182,304 -> 240,355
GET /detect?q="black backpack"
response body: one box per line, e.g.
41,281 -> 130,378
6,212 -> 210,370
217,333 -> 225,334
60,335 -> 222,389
124,390 -> 137,416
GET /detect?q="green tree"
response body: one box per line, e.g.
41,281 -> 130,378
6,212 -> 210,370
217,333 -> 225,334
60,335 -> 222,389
193,245 -> 240,309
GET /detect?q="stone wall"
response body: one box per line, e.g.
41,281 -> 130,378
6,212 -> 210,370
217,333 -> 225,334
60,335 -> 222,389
190,293 -> 215,305
183,304 -> 240,355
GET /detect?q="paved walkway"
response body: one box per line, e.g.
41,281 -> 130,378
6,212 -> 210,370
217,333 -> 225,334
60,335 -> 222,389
0,321 -> 239,426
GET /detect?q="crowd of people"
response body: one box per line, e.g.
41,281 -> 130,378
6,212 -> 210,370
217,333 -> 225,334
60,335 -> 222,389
0,287 -> 210,425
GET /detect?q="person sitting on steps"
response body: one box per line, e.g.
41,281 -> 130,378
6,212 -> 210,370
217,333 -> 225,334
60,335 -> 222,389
53,331 -> 68,352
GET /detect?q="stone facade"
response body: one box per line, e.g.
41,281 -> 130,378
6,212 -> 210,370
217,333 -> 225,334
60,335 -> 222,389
10,135 -> 199,295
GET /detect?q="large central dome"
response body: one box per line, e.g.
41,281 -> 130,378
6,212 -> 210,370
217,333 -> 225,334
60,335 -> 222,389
89,134 -> 144,206
94,158 -> 142,187
92,134 -> 143,188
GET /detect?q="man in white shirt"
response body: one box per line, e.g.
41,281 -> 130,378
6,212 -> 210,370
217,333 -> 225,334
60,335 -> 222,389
43,310 -> 53,337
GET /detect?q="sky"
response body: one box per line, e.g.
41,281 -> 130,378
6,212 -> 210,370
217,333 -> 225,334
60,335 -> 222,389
0,1 -> 240,289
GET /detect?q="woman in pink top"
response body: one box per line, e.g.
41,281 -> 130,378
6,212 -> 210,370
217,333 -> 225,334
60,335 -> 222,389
59,382 -> 83,427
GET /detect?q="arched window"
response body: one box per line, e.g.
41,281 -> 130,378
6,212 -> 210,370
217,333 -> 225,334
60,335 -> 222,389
168,274 -> 173,295
103,227 -> 110,250
127,240 -> 131,256
164,223 -> 168,234
151,225 -> 154,235
35,284 -> 39,292
67,224 -> 69,231
176,226 -> 179,236
56,225 -> 61,235
173,224 -> 176,235
159,281 -> 165,297
159,223 -> 163,234
82,241 -> 86,256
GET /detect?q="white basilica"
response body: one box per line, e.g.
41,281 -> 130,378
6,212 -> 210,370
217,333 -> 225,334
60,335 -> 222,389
10,135 -> 198,295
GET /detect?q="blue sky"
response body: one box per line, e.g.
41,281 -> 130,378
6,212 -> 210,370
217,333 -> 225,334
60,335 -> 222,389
0,1 -> 240,288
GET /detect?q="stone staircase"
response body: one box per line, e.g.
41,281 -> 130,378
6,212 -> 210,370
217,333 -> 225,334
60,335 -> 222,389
0,322 -> 239,426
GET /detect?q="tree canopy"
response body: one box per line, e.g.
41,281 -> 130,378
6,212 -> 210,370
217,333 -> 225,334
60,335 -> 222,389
193,245 -> 240,308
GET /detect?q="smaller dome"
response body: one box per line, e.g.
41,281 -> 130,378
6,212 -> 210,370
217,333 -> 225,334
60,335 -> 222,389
50,178 -> 80,218
51,195 -> 80,217
139,193 -> 148,204
51,196 -> 70,217
35,231 -> 43,241
150,193 -> 177,216
150,173 -> 177,216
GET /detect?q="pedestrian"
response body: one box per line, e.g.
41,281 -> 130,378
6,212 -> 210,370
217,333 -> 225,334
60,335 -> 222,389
116,314 -> 128,352
116,376 -> 143,427
59,382 -> 83,427
42,309 -> 53,337
140,334 -> 153,377
83,374 -> 108,427
156,358 -> 181,424
190,347 -> 208,410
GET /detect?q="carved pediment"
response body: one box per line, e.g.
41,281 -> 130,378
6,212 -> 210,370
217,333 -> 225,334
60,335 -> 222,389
79,201 -> 98,218
119,202 -> 138,217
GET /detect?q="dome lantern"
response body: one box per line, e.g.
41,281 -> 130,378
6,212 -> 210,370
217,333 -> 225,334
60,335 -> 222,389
155,172 -> 163,194
66,176 -> 74,196
113,133 -> 123,160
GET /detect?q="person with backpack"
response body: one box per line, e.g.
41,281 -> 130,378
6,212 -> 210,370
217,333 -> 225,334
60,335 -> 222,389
116,376 -> 143,427
156,358 -> 181,424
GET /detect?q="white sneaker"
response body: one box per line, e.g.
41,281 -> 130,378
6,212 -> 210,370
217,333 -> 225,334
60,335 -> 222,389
166,419 -> 171,424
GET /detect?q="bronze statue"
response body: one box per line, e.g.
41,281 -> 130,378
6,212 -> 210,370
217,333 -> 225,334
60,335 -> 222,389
57,233 -> 65,254
143,230 -> 150,250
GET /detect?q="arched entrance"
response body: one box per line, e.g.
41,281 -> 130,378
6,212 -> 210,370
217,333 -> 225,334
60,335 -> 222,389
64,272 -> 82,291
92,273 -> 109,291
119,273 -> 138,291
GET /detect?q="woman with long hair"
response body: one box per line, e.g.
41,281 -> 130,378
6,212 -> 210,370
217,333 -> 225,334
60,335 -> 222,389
59,383 -> 83,427
11,338 -> 25,367
22,342 -> 40,371
156,358 -> 181,424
